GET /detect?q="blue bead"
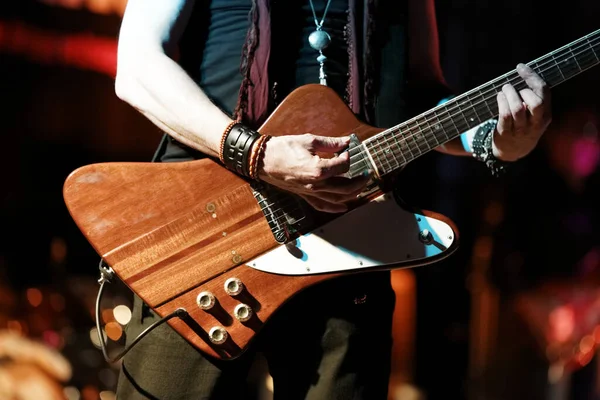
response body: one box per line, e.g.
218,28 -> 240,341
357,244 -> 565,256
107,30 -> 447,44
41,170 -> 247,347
308,30 -> 331,51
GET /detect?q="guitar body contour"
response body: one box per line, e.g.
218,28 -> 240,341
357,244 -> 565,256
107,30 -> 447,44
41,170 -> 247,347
63,84 -> 459,359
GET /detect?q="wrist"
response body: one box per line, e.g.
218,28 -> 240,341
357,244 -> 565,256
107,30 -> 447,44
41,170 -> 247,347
249,134 -> 271,180
471,119 -> 510,177
491,139 -> 521,162
220,122 -> 262,178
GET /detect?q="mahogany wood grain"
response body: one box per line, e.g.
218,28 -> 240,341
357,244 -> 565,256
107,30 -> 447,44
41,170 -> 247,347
156,265 -> 336,359
63,160 -> 278,307
63,84 -> 457,360
260,84 -> 383,141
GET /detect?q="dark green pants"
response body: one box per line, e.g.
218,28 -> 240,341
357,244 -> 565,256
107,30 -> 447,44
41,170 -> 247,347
116,272 -> 395,400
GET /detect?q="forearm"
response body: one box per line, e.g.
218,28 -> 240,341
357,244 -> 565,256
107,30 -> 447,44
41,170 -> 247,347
115,50 -> 232,158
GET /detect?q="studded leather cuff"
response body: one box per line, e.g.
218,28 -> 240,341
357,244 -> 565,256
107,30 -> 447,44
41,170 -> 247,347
222,123 -> 261,178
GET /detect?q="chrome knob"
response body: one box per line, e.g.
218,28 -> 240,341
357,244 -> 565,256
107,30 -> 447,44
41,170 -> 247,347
208,326 -> 228,345
196,291 -> 215,310
224,277 -> 243,296
234,303 -> 253,322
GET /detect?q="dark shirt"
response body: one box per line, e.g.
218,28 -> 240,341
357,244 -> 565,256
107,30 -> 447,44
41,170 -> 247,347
159,0 -> 349,162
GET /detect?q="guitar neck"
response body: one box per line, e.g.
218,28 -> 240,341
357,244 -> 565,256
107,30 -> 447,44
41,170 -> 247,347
361,29 -> 600,176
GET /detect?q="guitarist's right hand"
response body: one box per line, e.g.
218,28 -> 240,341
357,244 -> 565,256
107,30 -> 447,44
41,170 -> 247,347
257,134 -> 370,213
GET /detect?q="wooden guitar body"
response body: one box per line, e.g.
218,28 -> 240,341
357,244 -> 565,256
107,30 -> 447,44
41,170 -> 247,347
63,84 -> 459,359
63,29 -> 600,359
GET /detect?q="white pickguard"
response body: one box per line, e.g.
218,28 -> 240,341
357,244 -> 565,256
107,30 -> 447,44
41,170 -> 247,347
248,193 -> 456,275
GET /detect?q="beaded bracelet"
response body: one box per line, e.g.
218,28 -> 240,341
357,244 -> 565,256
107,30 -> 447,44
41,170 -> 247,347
219,120 -> 239,164
249,135 -> 271,180
472,119 -> 509,177
221,123 -> 261,178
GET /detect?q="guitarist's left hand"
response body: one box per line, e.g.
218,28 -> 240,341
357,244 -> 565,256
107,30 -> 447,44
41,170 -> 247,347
493,63 -> 553,162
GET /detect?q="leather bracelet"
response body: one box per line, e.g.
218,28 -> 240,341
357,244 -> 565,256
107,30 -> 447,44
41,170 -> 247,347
249,135 -> 271,180
222,123 -> 261,178
472,119 -> 509,177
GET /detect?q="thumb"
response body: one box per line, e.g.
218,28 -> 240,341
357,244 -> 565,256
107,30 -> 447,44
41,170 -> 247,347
310,135 -> 351,153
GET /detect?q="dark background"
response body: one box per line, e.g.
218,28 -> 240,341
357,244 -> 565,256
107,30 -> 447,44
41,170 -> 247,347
1,1 -> 599,399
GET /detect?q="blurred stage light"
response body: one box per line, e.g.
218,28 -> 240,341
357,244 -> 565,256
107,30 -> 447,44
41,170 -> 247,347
26,288 -> 43,307
64,386 -> 81,400
113,305 -> 131,325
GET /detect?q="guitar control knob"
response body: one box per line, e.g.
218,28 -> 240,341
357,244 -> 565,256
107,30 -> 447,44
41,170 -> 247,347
196,291 -> 216,310
224,277 -> 244,296
208,326 -> 228,345
234,303 -> 253,322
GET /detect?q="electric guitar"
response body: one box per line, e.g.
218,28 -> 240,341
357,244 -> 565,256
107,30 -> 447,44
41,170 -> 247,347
63,29 -> 600,360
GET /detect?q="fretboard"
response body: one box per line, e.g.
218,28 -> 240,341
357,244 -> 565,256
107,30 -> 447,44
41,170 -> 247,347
361,29 -> 600,176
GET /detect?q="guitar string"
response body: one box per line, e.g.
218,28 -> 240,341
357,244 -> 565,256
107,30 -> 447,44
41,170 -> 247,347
352,34 -> 600,173
361,32 -> 600,155
260,34 -> 600,225
254,32 -> 600,226
351,33 -> 600,167
346,33 -> 600,171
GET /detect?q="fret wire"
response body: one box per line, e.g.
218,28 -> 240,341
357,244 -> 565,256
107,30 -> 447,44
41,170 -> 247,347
406,124 -> 422,159
384,137 -> 399,173
390,151 -> 401,171
467,96 -> 482,125
435,111 -> 452,142
391,132 -> 409,165
480,86 -> 496,119
429,110 -> 444,145
413,122 -> 433,151
530,60 -> 542,81
382,137 -> 397,172
551,53 -> 567,81
580,51 -> 598,68
369,138 -> 386,174
588,36 -> 599,61
375,136 -> 394,174
561,50 -> 580,76
363,32 -> 600,171
401,127 -> 416,161
419,121 -> 435,151
423,118 -> 440,147
423,118 -> 440,148
410,120 -> 431,154
375,137 -> 389,172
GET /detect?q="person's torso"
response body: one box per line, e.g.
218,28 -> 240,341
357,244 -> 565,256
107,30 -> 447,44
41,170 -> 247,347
179,0 -> 350,116
160,0 -> 412,162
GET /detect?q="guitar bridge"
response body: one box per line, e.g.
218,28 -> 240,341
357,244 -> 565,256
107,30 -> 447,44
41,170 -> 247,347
251,182 -> 312,244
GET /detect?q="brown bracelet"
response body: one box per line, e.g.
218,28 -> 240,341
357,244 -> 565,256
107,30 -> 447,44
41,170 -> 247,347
249,135 -> 271,180
247,136 -> 263,180
219,120 -> 238,163
222,123 -> 261,178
